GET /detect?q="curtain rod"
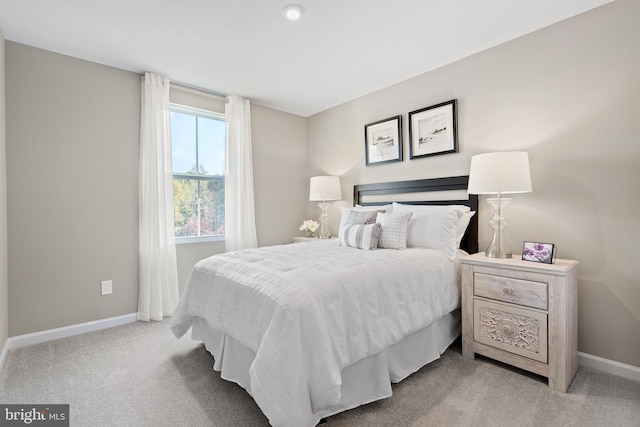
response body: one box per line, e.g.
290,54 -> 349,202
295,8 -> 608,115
170,81 -> 227,101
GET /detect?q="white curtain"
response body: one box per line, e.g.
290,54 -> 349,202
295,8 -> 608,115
138,72 -> 179,321
225,95 -> 258,251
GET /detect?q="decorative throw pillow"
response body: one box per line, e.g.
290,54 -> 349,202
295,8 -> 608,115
340,223 -> 381,250
376,211 -> 413,250
338,205 -> 391,245
347,210 -> 379,225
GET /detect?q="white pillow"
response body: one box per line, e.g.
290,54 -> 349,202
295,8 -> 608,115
392,202 -> 470,218
376,211 -> 413,250
456,211 -> 476,248
391,203 -> 470,259
340,223 -> 381,250
338,205 -> 391,244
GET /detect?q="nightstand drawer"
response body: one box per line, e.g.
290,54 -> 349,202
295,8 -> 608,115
474,273 -> 548,310
474,299 -> 548,363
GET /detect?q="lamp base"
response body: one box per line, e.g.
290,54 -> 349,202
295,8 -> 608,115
484,197 -> 512,258
485,249 -> 513,259
317,202 -> 331,239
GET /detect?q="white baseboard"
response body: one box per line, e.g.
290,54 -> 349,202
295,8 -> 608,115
578,351 -> 640,383
0,337 -> 10,374
0,313 -> 137,372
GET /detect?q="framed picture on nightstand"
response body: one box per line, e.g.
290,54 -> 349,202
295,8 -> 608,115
522,241 -> 555,264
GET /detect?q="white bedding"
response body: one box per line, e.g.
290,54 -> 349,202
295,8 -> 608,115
170,240 -> 461,427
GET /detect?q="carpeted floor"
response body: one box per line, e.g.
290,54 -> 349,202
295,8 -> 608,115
1,321 -> 638,426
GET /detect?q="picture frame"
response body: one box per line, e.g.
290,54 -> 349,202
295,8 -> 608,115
364,115 -> 402,166
522,241 -> 555,264
408,99 -> 458,159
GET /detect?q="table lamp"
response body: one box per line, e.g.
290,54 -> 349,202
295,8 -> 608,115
468,151 -> 532,258
309,176 -> 342,239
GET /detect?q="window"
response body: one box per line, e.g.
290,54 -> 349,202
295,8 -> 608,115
170,105 -> 226,240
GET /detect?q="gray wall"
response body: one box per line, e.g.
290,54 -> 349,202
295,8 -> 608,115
307,0 -> 640,368
251,104 -> 307,248
5,43 -> 308,332
0,30 -> 8,350
6,43 -> 141,336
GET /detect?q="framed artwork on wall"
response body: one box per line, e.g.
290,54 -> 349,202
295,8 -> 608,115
409,99 -> 458,159
364,115 -> 402,166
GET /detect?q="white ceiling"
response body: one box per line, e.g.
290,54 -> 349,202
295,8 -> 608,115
0,0 -> 611,117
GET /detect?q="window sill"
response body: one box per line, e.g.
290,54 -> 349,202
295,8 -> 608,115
175,235 -> 225,245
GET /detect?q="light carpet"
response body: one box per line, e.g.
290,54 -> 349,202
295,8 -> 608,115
1,321 -> 638,426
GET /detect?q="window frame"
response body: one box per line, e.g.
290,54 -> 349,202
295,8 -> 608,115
169,103 -> 227,244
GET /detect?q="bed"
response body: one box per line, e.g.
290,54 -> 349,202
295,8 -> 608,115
170,176 -> 478,427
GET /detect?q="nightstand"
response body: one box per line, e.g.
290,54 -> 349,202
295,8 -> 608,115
461,252 -> 579,392
293,236 -> 335,243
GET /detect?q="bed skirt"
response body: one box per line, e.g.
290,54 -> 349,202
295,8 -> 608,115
188,309 -> 461,426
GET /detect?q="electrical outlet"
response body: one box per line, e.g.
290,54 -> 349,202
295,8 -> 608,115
101,280 -> 113,296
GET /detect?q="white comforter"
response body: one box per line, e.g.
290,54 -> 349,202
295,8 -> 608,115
170,240 -> 460,427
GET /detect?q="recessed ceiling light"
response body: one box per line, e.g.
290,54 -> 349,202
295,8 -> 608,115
283,4 -> 303,21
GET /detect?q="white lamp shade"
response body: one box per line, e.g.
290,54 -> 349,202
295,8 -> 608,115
468,151 -> 532,195
309,176 -> 342,201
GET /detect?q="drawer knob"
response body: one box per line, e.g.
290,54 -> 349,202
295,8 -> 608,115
502,286 -> 513,295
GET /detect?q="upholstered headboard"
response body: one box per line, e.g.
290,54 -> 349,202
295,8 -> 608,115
353,175 -> 478,254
